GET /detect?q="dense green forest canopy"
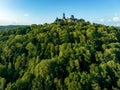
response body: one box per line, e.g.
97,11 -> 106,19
0,19 -> 120,90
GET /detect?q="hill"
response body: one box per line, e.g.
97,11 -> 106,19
0,20 -> 120,90
0,25 -> 29,30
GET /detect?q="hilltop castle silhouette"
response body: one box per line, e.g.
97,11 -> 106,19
55,13 -> 78,22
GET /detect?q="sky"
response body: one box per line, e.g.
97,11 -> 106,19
0,0 -> 120,26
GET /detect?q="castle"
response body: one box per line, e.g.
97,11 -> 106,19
55,13 -> 78,22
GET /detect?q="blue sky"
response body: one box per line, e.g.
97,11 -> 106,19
0,0 -> 120,26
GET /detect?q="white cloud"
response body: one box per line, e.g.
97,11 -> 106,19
100,19 -> 104,22
115,23 -> 120,26
0,19 -> 12,25
24,14 -> 29,17
113,16 -> 120,22
108,19 -> 112,22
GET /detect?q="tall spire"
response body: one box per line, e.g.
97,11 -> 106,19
62,13 -> 66,20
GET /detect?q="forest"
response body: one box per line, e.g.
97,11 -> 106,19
0,25 -> 29,30
0,19 -> 120,90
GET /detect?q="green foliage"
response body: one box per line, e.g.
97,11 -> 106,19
0,77 -> 6,90
0,20 -> 120,90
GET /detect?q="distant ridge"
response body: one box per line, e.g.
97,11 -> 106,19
0,25 -> 29,30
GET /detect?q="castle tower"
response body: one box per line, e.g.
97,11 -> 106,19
55,17 -> 59,21
62,13 -> 66,20
70,15 -> 74,19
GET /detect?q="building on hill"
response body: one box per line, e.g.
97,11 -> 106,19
55,17 -> 61,22
55,13 -> 78,22
62,13 -> 66,20
67,15 -> 77,22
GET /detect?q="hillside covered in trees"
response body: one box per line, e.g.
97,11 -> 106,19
0,25 -> 29,30
0,19 -> 120,90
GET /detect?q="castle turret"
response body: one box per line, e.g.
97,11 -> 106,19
70,15 -> 74,19
55,17 -> 58,21
62,13 -> 66,20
